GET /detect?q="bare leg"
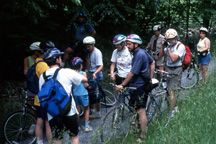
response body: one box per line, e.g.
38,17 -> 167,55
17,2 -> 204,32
84,106 -> 90,123
71,135 -> 80,144
168,90 -> 177,111
76,105 -> 81,117
45,120 -> 52,143
35,118 -> 44,142
136,108 -> 147,142
201,65 -> 208,85
96,102 -> 101,112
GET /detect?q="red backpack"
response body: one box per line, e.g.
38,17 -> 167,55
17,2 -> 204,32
177,43 -> 192,69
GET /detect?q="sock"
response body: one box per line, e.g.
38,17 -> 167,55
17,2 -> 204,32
85,121 -> 89,128
96,111 -> 101,115
37,140 -> 43,144
91,109 -> 95,113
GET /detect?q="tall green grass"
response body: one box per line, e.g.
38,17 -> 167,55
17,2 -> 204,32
118,70 -> 216,144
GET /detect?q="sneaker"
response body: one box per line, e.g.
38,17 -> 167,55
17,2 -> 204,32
170,110 -> 175,118
89,113 -> 101,119
28,124 -> 36,135
174,106 -> 179,113
85,125 -> 93,132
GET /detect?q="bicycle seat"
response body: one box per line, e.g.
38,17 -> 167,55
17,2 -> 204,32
151,78 -> 159,90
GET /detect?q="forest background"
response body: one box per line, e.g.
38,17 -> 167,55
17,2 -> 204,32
0,0 -> 216,85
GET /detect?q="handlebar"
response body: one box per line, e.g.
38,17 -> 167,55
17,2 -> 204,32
109,83 -> 137,91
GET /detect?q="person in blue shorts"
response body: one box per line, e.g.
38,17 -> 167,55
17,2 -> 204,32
71,57 -> 93,132
197,27 -> 211,85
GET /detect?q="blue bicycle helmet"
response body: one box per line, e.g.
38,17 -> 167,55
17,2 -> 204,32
71,57 -> 83,66
113,34 -> 126,45
43,48 -> 64,59
126,34 -> 143,44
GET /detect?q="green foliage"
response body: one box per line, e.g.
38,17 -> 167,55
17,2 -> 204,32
1,0 -> 216,82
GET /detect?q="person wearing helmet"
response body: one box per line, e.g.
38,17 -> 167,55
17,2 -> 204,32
39,48 -> 87,144
110,34 -> 132,84
146,25 -> 165,78
116,34 -> 155,143
34,40 -> 56,144
23,42 -> 41,135
197,27 -> 211,85
83,36 -> 103,119
71,57 -> 93,132
63,12 -> 96,68
159,28 -> 185,118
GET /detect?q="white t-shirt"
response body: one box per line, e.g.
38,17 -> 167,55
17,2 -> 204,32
39,67 -> 83,121
89,47 -> 103,72
164,42 -> 185,67
110,47 -> 132,78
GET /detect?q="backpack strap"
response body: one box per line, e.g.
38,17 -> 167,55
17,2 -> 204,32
43,71 -> 49,82
176,42 -> 182,50
53,68 -> 61,79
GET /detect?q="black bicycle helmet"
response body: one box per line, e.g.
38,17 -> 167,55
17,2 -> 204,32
39,40 -> 55,51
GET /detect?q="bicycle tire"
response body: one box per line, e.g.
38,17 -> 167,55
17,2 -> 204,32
146,90 -> 171,125
2,110 -> 37,144
100,107 -> 131,143
146,93 -> 163,122
79,105 -> 85,118
100,89 -> 116,107
181,66 -> 199,89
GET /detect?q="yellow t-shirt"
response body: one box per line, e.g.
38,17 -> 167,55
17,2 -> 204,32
34,58 -> 49,106
197,37 -> 210,52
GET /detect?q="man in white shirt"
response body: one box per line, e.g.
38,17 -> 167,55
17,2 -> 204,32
39,48 -> 87,144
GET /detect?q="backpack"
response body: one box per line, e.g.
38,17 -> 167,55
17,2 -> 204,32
26,60 -> 43,94
87,78 -> 105,101
38,68 -> 71,117
177,43 -> 192,69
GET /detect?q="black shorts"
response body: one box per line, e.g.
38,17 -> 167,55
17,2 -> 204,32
115,75 -> 130,87
49,114 -> 79,140
129,83 -> 151,110
89,93 -> 101,104
35,106 -> 48,120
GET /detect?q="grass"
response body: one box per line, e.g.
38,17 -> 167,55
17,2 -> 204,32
113,69 -> 216,144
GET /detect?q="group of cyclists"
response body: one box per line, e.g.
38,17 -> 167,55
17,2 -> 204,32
23,17 -> 211,143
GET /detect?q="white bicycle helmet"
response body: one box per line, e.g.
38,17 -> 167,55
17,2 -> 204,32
200,27 -> 208,33
165,29 -> 178,39
126,34 -> 143,44
29,42 -> 41,51
83,36 -> 95,44
153,25 -> 161,31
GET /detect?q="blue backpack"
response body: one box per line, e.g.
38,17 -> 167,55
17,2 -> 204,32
87,78 -> 105,101
38,68 -> 71,117
26,60 -> 43,94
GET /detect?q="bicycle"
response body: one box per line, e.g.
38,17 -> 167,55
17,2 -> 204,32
100,70 -> 174,143
78,88 -> 116,118
100,84 -> 136,143
146,69 -> 172,125
2,89 -> 37,144
181,51 -> 201,89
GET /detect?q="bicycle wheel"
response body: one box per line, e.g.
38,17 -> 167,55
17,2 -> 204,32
2,110 -> 37,144
100,107 -> 131,143
146,90 -> 171,125
181,66 -> 199,89
100,89 -> 116,107
79,105 -> 84,118
146,93 -> 163,122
